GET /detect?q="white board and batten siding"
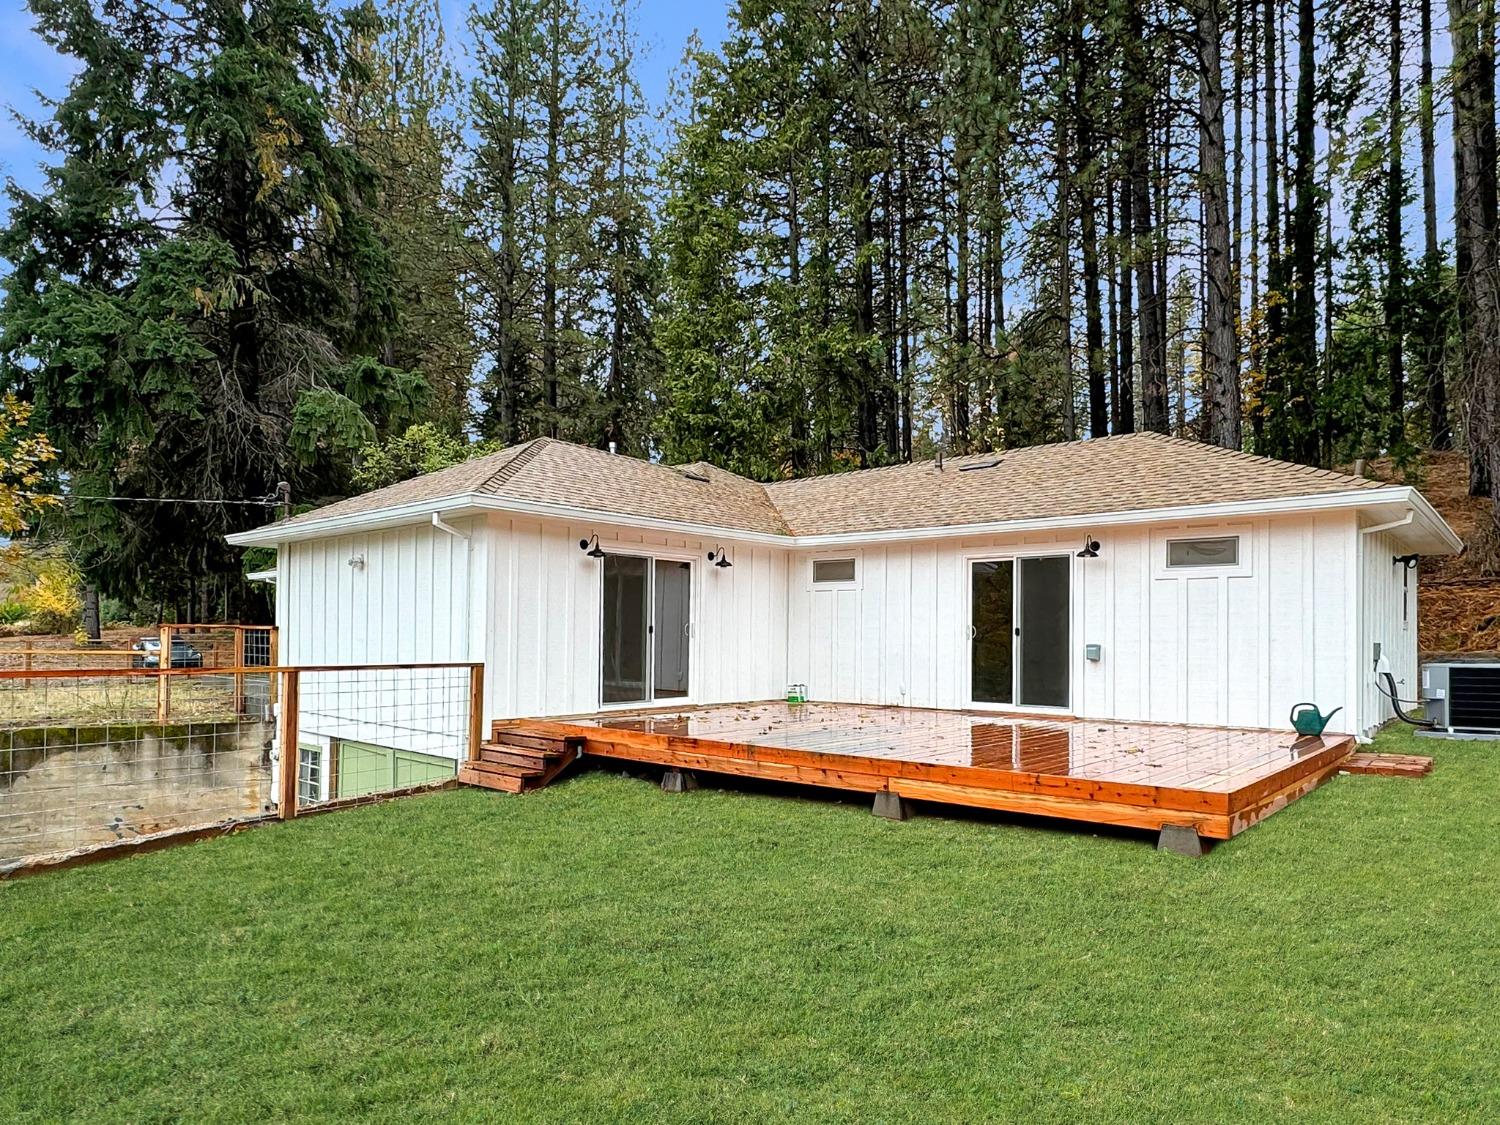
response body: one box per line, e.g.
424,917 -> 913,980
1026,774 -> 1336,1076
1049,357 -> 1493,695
277,505 -> 1413,748
786,513 -> 1366,735
1355,526 -> 1419,738
479,515 -> 790,720
276,519 -> 485,763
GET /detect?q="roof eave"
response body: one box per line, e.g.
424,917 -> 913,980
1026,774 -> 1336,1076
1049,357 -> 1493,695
224,483 -> 1461,554
784,486 -> 1459,549
225,494 -> 487,546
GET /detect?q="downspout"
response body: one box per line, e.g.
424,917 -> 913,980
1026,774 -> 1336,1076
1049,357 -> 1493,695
431,511 -> 471,540
432,510 -> 489,741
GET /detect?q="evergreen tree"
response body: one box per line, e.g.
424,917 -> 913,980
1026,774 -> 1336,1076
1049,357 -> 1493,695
0,0 -> 425,613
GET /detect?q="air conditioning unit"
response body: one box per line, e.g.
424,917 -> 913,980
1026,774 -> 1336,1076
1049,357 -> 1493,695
1421,661 -> 1500,735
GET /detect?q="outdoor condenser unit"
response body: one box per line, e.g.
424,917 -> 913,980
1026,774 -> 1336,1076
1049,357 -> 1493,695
1420,661 -> 1500,736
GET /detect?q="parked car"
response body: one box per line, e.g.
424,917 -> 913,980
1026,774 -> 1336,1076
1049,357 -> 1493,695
130,636 -> 204,669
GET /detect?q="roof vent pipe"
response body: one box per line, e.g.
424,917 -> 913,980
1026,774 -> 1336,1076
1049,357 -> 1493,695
936,447 -> 944,472
609,441 -> 617,455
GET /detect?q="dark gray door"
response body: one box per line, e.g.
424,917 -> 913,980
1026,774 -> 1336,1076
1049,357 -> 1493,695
1017,556 -> 1070,708
602,554 -> 650,703
971,560 -> 1015,705
652,559 -> 691,699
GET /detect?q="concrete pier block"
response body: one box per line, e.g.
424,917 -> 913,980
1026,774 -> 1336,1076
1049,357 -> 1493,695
872,792 -> 911,821
1157,824 -> 1206,858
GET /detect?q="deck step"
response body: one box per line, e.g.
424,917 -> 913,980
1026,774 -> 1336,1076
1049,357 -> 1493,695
1341,752 -> 1433,778
477,744 -> 553,769
458,765 -> 525,794
490,727 -> 570,751
466,758 -> 544,780
460,731 -> 584,795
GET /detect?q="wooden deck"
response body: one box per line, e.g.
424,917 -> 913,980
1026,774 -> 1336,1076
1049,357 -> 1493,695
483,702 -> 1358,845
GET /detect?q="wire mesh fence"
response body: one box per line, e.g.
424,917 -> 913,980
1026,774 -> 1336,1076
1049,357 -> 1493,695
0,624 -> 277,673
0,660 -> 480,874
287,665 -> 478,811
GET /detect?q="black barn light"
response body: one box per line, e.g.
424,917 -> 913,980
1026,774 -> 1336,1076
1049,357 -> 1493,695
580,533 -> 606,559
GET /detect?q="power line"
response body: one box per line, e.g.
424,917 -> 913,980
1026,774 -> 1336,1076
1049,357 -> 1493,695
20,492 -> 280,507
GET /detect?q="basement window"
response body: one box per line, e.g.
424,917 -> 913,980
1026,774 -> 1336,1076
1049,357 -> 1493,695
297,745 -> 322,806
1166,536 -> 1240,568
812,558 -> 857,584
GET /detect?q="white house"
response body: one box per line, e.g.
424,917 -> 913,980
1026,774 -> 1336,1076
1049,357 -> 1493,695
228,433 -> 1461,795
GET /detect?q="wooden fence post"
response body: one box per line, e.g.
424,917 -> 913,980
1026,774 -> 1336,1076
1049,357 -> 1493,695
278,669 -> 300,819
156,623 -> 172,723
468,663 -> 484,764
268,627 -> 280,706
232,627 -> 245,715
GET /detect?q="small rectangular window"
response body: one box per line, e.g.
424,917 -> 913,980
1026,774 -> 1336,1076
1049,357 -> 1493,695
812,558 -> 857,583
1166,536 -> 1240,568
297,745 -> 322,806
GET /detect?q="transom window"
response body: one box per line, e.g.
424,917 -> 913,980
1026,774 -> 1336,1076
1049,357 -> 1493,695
1166,536 -> 1240,568
812,558 -> 857,583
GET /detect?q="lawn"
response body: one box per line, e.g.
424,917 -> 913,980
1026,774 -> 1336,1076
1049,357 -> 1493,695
2,723 -> 1498,1123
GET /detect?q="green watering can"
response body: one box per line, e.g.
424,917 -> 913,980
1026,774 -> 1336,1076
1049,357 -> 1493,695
1289,703 -> 1342,737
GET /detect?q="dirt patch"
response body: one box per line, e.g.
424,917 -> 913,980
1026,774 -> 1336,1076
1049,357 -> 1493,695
1352,451 -> 1500,657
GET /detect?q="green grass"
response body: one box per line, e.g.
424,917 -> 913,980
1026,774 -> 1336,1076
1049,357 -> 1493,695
3,723 -> 1499,1123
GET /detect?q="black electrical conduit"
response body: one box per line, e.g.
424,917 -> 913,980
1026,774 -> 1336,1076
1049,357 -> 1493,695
1376,671 -> 1437,729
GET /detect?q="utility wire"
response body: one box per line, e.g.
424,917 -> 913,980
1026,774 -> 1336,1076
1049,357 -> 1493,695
19,491 -> 281,506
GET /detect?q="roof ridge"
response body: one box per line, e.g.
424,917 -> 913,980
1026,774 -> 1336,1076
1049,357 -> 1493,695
481,438 -> 550,493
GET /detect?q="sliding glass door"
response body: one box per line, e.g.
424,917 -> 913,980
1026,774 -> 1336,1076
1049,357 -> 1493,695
652,560 -> 691,700
970,555 -> 1071,710
601,553 -> 692,705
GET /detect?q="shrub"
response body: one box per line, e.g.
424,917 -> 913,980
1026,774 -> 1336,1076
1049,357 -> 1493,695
0,601 -> 27,625
21,560 -> 81,634
99,595 -> 134,627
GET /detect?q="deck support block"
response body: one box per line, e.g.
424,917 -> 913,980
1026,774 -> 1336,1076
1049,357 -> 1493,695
1157,824 -> 1206,858
872,792 -> 911,821
661,769 -> 698,794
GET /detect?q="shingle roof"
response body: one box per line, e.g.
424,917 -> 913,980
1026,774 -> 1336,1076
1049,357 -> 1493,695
267,432 -> 1388,540
762,433 -> 1386,535
276,437 -> 791,536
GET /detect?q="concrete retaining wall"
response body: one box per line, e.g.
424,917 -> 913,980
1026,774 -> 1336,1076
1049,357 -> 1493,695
0,721 -> 273,864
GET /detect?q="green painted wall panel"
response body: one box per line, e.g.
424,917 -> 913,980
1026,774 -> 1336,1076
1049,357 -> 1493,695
337,741 -> 456,799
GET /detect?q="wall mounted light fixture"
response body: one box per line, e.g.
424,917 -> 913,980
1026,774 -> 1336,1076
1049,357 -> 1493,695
348,554 -> 366,569
1076,535 -> 1101,559
579,533 -> 606,559
708,546 -> 733,569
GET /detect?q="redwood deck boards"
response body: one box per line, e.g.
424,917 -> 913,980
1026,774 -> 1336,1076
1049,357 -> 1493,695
499,702 -> 1357,841
1340,751 -> 1433,777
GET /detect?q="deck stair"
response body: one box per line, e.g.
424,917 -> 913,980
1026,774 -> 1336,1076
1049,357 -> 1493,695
458,724 -> 583,794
